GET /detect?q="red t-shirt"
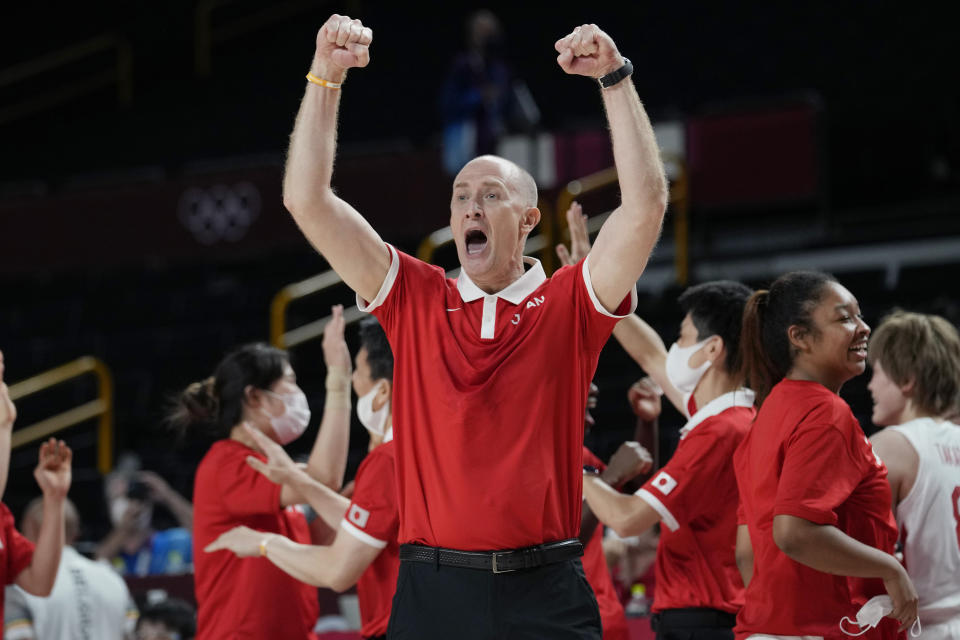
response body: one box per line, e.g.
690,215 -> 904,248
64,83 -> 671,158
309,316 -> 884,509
582,447 -> 629,640
340,440 -> 400,639
733,379 -> 900,639
361,246 -> 634,550
635,393 -> 754,614
193,439 -> 319,640
1,502 -> 35,622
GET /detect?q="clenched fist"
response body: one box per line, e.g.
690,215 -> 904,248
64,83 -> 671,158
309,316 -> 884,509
554,24 -> 624,79
314,14 -> 373,80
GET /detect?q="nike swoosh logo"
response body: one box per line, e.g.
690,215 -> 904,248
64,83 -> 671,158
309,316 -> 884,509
446,307 -> 462,312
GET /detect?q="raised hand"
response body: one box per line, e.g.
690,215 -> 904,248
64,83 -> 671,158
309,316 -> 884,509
244,423 -> 299,485
554,24 -> 624,79
555,201 -> 592,267
205,525 -> 265,558
628,377 -> 662,422
34,438 -> 72,499
322,305 -> 352,374
315,14 -> 373,77
0,350 -> 16,430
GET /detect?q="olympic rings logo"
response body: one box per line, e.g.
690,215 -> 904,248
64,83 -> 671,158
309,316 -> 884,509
178,182 -> 261,245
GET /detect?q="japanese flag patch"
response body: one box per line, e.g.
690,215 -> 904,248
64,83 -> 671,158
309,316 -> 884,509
651,471 -> 678,495
348,504 -> 370,529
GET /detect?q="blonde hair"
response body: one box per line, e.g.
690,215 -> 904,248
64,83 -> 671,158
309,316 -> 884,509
868,310 -> 960,417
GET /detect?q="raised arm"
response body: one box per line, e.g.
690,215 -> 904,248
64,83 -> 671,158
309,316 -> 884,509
557,206 -> 684,414
554,25 -> 668,312
16,439 -> 71,596
304,305 -> 352,489
282,14 -> 390,302
0,351 -> 15,500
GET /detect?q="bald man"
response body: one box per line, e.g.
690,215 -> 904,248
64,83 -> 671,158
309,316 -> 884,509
282,14 -> 667,639
4,498 -> 138,640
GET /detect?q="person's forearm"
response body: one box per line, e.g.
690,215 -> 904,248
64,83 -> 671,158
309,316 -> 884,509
161,490 -> 194,531
612,315 -> 666,372
583,476 -> 658,538
282,56 -> 344,214
288,472 -> 351,529
601,78 -> 668,249
262,535 -> 356,591
772,515 -> 901,579
0,428 -> 11,500
306,367 -> 352,489
17,497 -> 64,595
735,525 -> 753,587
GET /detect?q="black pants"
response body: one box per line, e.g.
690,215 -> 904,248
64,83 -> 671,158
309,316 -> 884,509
651,608 -> 736,640
386,558 -> 601,640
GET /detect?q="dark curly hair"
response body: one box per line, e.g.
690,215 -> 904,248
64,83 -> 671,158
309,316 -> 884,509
167,342 -> 288,439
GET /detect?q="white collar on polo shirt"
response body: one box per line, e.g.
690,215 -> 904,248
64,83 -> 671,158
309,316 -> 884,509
456,256 -> 547,304
679,388 -> 756,439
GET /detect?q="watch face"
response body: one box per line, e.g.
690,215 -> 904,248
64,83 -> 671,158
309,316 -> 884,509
582,465 -> 601,475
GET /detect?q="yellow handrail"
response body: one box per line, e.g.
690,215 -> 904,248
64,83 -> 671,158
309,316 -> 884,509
0,34 -> 132,126
554,157 -> 689,286
8,357 -> 114,475
195,0 -> 317,76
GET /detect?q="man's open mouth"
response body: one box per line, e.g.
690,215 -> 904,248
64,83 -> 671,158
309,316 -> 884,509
466,229 -> 488,255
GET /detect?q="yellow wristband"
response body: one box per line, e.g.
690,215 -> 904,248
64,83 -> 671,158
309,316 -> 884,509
306,73 -> 342,90
259,536 -> 271,557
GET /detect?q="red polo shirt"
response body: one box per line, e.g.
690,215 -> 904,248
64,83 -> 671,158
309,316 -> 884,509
635,390 -> 754,614
340,439 -> 400,639
1,502 -> 35,623
360,245 -> 635,550
582,447 -> 629,640
193,440 -> 319,640
733,379 -> 899,639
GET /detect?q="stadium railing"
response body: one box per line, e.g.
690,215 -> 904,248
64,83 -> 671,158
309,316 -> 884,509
8,356 -> 114,474
0,34 -> 132,126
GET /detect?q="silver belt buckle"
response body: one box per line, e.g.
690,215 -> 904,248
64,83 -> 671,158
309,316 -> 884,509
491,551 -> 515,574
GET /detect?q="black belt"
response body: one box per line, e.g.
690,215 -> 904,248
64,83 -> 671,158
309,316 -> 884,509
399,539 -> 583,574
650,608 -> 736,630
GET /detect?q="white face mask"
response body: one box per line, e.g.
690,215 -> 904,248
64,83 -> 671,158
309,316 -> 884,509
261,388 -> 311,445
356,382 -> 390,438
839,595 -> 921,637
665,338 -> 713,394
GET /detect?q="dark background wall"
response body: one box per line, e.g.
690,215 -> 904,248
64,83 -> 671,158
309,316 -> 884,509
1,1 -> 957,536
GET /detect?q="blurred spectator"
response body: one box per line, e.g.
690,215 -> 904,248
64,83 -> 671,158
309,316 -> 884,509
96,454 -> 193,576
440,9 -> 539,175
4,498 -> 138,640
135,598 -> 196,640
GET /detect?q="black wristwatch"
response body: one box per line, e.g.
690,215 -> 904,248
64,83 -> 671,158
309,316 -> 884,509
597,58 -> 633,89
583,465 -> 602,477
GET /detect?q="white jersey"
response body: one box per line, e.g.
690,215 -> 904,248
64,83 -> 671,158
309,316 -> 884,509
890,418 -> 960,636
3,546 -> 138,640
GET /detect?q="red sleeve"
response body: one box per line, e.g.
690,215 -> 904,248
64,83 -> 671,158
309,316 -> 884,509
341,450 -> 399,548
214,447 -> 283,518
568,258 -> 637,353
774,423 -> 863,525
2,504 -> 35,584
635,427 -> 725,532
360,245 -> 447,341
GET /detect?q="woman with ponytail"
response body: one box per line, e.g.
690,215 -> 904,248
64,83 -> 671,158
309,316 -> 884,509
174,312 -> 353,640
733,271 -> 918,639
